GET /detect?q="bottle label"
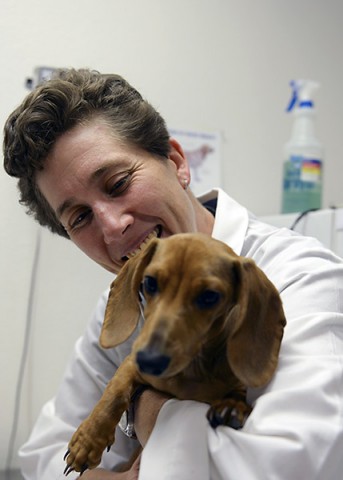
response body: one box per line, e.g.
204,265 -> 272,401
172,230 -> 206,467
286,155 -> 322,184
298,157 -> 322,183
282,155 -> 323,213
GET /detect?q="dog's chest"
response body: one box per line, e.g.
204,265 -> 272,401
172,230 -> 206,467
152,347 -> 241,403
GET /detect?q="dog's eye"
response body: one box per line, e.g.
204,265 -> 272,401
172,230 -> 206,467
143,276 -> 159,296
195,289 -> 221,309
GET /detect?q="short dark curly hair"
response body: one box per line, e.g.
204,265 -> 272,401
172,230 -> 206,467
3,68 -> 170,238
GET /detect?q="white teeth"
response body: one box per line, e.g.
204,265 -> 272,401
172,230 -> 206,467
126,228 -> 159,259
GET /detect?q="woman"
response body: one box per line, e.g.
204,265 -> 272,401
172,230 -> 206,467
3,69 -> 343,479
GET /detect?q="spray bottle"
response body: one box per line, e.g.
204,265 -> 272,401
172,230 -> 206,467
281,80 -> 324,213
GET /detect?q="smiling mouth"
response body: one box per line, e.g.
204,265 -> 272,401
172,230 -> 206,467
122,225 -> 162,261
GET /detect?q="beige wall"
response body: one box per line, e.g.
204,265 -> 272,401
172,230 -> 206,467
1,0 -> 343,469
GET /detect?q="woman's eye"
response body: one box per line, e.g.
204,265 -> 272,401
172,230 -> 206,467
108,173 -> 131,196
69,209 -> 92,230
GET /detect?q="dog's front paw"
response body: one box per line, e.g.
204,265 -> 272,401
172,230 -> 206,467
207,398 -> 252,430
64,418 -> 115,475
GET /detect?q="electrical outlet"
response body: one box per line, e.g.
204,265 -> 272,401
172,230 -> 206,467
25,66 -> 57,90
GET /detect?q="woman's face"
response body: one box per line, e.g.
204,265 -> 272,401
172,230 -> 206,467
36,120 -> 206,273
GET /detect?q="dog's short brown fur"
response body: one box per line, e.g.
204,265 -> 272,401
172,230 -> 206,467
64,233 -> 286,474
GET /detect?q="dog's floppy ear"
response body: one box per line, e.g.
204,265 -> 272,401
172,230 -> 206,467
100,240 -> 158,349
226,258 -> 286,388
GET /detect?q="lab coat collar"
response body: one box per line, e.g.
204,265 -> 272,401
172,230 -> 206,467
198,188 -> 249,256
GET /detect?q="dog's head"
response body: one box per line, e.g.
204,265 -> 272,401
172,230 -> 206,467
100,233 -> 286,388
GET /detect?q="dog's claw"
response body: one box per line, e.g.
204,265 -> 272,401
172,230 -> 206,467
107,445 -> 111,452
207,400 -> 251,431
63,464 -> 74,476
207,410 -> 225,429
63,449 -> 70,461
207,407 -> 242,429
80,464 -> 89,476
227,409 -> 245,429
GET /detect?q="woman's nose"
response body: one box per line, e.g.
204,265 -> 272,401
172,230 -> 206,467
94,203 -> 132,244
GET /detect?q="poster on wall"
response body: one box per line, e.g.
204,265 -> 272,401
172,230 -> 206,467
169,128 -> 222,196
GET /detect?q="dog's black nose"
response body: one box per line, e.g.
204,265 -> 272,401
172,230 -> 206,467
136,350 -> 170,376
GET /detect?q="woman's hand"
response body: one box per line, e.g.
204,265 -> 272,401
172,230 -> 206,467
133,388 -> 172,447
81,453 -> 141,479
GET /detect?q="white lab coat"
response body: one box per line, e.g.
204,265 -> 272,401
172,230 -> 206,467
19,189 -> 343,479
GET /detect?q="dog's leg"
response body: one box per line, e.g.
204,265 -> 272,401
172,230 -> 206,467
64,355 -> 141,475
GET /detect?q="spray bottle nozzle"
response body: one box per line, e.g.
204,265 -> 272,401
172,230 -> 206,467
286,79 -> 320,112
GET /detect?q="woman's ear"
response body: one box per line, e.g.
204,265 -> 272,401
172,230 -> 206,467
168,138 -> 191,188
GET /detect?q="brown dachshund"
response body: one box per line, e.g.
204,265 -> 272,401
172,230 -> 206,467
64,233 -> 286,475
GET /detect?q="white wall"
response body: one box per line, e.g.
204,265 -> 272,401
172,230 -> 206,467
1,0 -> 343,469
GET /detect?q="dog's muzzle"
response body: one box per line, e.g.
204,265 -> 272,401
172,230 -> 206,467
136,350 -> 171,376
